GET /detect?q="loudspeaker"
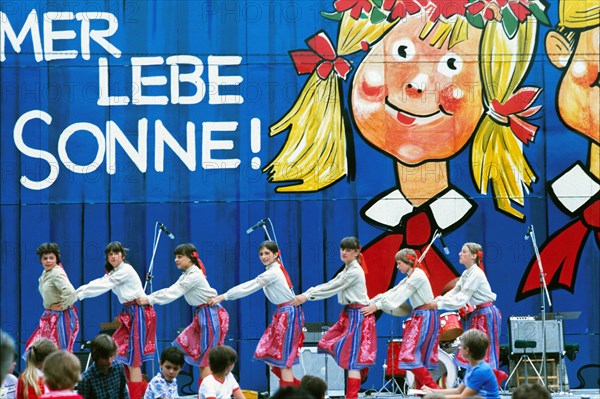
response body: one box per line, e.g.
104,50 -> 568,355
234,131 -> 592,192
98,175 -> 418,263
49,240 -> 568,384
269,347 -> 345,396
509,317 -> 563,354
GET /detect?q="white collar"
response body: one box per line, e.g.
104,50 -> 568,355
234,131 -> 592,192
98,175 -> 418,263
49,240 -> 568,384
551,163 -> 600,213
362,187 -> 475,230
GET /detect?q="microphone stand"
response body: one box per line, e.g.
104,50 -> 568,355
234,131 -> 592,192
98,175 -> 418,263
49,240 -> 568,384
144,222 -> 165,292
143,222 -> 166,376
527,226 -> 551,388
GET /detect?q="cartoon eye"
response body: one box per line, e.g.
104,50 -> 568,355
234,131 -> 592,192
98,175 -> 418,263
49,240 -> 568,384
438,53 -> 463,77
392,39 -> 415,62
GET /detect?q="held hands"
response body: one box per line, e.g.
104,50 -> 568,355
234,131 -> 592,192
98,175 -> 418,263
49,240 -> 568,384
290,294 -> 307,306
135,296 -> 149,306
359,304 -> 378,316
49,303 -> 64,311
207,295 -> 225,306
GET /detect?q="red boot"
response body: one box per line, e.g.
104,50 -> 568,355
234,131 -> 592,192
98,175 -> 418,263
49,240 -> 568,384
411,367 -> 441,389
346,377 -> 361,399
127,381 -> 147,399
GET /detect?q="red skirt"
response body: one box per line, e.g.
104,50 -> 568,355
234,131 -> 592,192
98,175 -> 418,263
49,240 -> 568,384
254,302 -> 304,368
113,302 -> 157,366
317,305 -> 377,371
174,304 -> 229,367
26,307 -> 79,352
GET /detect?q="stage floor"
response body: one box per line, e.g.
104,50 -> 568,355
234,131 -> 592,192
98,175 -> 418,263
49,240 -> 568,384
350,389 -> 600,399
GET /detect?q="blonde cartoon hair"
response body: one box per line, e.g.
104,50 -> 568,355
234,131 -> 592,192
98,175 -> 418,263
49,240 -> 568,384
267,0 -> 548,219
266,12 -> 396,192
471,17 -> 539,219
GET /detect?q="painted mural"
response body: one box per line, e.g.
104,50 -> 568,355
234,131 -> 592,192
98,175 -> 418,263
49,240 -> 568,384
0,0 -> 598,394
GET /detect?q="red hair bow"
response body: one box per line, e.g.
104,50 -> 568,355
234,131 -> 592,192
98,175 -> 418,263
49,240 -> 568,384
489,87 -> 542,144
290,31 -> 351,80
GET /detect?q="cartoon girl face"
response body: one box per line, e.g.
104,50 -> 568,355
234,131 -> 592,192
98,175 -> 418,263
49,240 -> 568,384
555,28 -> 599,143
351,14 -> 484,164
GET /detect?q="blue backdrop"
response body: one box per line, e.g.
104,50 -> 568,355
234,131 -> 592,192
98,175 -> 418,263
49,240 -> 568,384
1,0 -> 598,393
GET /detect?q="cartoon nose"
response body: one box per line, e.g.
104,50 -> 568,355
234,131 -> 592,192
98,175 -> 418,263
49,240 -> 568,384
405,73 -> 429,98
406,83 -> 423,97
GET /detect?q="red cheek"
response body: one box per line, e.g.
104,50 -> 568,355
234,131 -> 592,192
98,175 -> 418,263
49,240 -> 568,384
439,85 -> 463,114
360,77 -> 385,100
572,62 -> 599,87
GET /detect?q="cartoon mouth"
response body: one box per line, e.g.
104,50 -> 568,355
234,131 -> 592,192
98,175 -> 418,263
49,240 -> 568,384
385,96 -> 452,126
592,73 -> 600,88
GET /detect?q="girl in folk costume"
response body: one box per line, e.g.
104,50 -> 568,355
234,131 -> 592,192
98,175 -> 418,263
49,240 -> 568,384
26,243 -> 79,353
136,243 -> 229,386
209,241 -> 304,388
361,248 -> 440,389
266,0 -> 547,304
290,237 -> 376,399
16,338 -> 57,399
423,243 -> 505,384
67,241 -> 156,399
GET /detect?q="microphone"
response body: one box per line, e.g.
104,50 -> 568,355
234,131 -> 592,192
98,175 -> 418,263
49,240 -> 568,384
246,218 -> 268,234
158,222 -> 175,239
439,233 -> 450,255
524,225 -> 533,240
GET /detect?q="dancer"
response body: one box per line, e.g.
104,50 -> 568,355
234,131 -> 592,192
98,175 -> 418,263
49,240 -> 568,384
423,243 -> 505,384
361,248 -> 440,389
290,237 -> 375,399
26,243 -> 79,353
136,243 -> 229,383
209,241 -> 304,388
69,242 -> 156,399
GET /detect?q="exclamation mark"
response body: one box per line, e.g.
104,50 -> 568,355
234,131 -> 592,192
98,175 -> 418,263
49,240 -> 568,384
251,118 -> 261,170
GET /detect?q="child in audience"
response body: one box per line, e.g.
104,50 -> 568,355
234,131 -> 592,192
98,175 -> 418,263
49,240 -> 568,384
198,346 -> 245,399
423,330 -> 499,398
16,338 -> 58,399
144,347 -> 185,399
40,351 -> 83,398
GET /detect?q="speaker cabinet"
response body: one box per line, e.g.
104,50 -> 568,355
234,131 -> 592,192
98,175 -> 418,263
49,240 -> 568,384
269,347 -> 344,396
508,317 -> 563,354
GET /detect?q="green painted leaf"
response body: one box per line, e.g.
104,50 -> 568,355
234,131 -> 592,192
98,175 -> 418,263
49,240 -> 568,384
466,11 -> 485,29
321,11 -> 343,21
529,1 -> 551,26
370,6 -> 387,24
501,7 -> 519,38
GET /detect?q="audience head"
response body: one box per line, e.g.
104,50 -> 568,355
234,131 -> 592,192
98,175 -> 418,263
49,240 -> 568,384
0,330 -> 16,384
90,334 -> 118,372
159,347 -> 184,382
43,350 -> 81,390
26,338 -> 58,368
208,345 -> 235,374
270,386 -> 313,399
459,329 -> 489,361
512,383 -> 551,399
300,375 -> 327,399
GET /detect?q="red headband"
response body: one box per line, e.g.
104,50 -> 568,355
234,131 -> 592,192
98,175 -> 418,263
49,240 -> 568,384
192,251 -> 207,277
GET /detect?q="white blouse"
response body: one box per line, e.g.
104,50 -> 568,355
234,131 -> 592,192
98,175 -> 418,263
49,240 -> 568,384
371,267 -> 433,311
223,262 -> 295,305
147,266 -> 217,306
75,262 -> 144,304
303,260 -> 369,305
39,266 -> 76,309
435,265 -> 496,310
